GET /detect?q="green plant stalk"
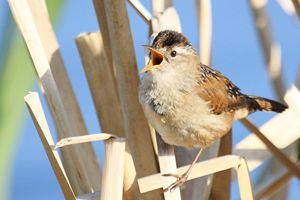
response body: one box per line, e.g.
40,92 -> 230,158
0,1 -> 63,199
0,35 -> 35,200
0,8 -> 15,71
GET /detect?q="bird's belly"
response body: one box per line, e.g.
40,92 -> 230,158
143,100 -> 232,148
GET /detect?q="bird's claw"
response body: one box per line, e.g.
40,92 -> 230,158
162,172 -> 189,192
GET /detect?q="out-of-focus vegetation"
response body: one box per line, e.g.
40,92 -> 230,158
0,1 -> 63,199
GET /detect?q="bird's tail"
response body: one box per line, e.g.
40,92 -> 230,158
248,95 -> 287,113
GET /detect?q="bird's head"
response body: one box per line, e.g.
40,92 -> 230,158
140,30 -> 196,74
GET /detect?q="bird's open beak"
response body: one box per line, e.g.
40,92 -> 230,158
140,45 -> 164,74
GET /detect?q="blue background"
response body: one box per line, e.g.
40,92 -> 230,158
1,0 -> 299,199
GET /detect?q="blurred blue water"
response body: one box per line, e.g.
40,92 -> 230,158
6,0 -> 300,199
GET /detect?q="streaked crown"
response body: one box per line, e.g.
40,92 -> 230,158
152,30 -> 193,49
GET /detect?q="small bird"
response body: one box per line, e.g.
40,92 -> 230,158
138,30 -> 287,192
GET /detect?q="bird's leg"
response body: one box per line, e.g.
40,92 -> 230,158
163,148 -> 204,192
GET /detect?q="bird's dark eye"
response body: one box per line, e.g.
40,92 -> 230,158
171,50 -> 177,57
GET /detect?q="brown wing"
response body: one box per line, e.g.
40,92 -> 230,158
196,64 -> 248,115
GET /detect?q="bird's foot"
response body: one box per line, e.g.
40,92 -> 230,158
162,172 -> 189,192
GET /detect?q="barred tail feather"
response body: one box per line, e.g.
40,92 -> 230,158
249,95 -> 287,113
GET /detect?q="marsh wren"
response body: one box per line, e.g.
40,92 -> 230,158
139,30 -> 287,191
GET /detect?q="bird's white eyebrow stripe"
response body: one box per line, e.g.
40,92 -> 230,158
172,46 -> 192,55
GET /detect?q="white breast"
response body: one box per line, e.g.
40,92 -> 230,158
139,67 -> 233,148
140,90 -> 232,148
